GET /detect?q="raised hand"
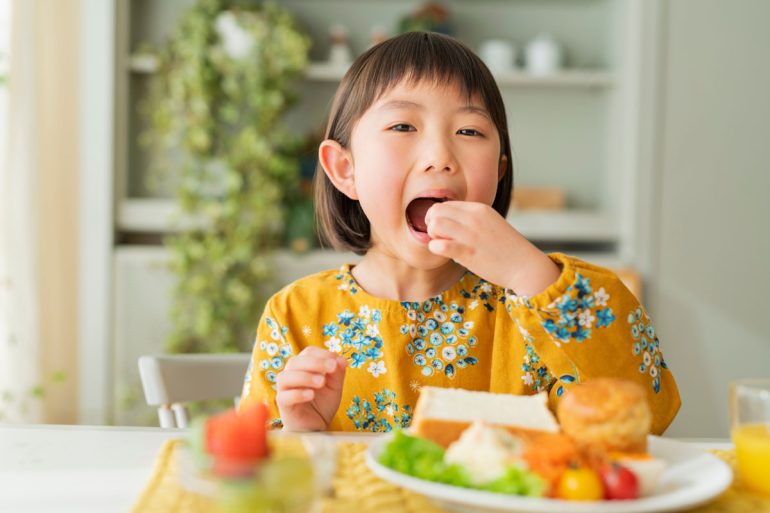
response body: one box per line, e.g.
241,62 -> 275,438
425,200 -> 561,297
276,346 -> 348,431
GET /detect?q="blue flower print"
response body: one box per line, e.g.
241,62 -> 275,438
628,307 -> 666,394
554,373 -> 579,397
335,266 -> 359,294
337,309 -> 355,326
536,274 -> 616,346
346,390 -> 413,432
256,317 -> 294,390
461,277 -> 503,312
596,308 -> 616,328
350,352 -> 367,369
323,305 -> 385,373
520,339 -> 554,393
322,323 -> 339,337
400,297 -> 479,379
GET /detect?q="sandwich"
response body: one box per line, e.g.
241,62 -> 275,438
411,386 -> 560,447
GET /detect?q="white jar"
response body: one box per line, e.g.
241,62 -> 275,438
478,39 -> 517,74
525,33 -> 563,75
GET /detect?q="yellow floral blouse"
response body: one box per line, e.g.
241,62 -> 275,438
240,253 -> 681,434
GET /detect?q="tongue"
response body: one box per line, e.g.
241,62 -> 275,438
407,198 -> 439,233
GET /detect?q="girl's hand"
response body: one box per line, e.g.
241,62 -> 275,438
425,201 -> 561,296
276,346 -> 348,431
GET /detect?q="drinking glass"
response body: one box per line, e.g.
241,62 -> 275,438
730,378 -> 770,496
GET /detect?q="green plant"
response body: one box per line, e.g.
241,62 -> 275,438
141,0 -> 310,353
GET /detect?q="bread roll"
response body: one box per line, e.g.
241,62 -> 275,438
556,378 -> 651,454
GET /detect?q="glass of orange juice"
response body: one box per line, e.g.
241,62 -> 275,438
730,378 -> 770,497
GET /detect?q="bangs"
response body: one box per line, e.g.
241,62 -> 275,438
327,32 -> 504,146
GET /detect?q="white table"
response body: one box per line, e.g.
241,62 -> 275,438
0,424 -> 183,513
0,423 -> 730,513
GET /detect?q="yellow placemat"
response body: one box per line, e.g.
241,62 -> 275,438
132,441 -> 770,513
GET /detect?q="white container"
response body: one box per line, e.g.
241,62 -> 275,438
478,39 -> 517,74
525,33 -> 563,75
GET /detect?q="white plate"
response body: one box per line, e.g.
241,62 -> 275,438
365,435 -> 732,513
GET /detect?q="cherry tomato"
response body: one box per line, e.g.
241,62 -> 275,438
556,466 -> 604,501
205,403 -> 270,477
599,463 -> 640,500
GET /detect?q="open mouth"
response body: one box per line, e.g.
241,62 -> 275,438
406,197 -> 448,233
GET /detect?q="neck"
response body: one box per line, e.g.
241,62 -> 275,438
351,248 -> 466,302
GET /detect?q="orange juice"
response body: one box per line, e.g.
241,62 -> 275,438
732,423 -> 770,496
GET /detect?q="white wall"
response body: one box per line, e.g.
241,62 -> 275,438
649,0 -> 770,437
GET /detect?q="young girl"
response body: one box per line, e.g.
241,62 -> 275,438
240,32 -> 680,433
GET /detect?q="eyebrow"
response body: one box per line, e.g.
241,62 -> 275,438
378,100 -> 491,120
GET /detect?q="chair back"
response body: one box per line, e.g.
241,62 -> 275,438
138,353 -> 251,428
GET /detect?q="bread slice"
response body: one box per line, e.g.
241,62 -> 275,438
411,387 -> 560,447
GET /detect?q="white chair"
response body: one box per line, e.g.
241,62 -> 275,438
138,353 -> 251,428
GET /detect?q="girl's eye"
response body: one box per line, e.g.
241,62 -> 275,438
389,123 -> 416,132
457,128 -> 483,137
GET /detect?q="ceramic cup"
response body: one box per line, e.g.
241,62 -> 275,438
525,33 -> 563,75
478,39 -> 517,74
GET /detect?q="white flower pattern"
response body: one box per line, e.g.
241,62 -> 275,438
368,361 -> 387,378
325,336 -> 342,353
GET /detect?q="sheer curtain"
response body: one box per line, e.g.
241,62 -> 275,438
0,0 -> 43,423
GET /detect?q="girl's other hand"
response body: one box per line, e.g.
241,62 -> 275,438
276,346 -> 348,431
425,201 -> 560,296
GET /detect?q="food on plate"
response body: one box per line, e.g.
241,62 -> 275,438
378,379 -> 668,502
598,462 -> 640,500
412,386 -> 559,447
608,451 -> 666,496
444,420 -> 528,485
520,431 -> 581,490
379,427 -> 546,497
556,377 -> 652,454
555,466 -> 604,501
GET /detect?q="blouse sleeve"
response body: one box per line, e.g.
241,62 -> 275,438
239,297 -> 298,429
505,253 -> 681,434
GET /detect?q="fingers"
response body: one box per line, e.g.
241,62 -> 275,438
425,200 -> 487,227
426,214 -> 471,242
276,388 -> 315,407
276,370 -> 326,390
428,238 -> 474,263
324,357 -> 348,392
276,347 -> 349,405
286,347 -> 346,371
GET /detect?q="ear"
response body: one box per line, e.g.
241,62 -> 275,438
319,139 -> 357,200
498,154 -> 508,182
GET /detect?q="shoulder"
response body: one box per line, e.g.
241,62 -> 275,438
265,266 -> 352,315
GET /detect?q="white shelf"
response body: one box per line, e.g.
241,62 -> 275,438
507,209 -> 618,242
117,198 -> 204,232
119,198 -> 616,242
129,56 -> 614,88
494,69 -> 614,88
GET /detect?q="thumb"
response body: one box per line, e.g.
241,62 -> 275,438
324,356 -> 348,392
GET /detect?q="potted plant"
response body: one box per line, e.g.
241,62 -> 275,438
141,0 -> 310,353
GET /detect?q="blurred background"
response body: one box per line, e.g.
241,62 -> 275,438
0,0 -> 767,438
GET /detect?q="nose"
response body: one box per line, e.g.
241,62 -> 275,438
421,134 -> 457,173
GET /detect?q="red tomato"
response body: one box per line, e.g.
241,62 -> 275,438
205,403 -> 270,477
599,463 -> 640,500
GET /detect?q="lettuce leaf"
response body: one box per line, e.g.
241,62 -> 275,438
378,430 -> 545,497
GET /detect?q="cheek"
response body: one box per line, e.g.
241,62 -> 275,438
353,141 -> 408,223
463,149 -> 502,204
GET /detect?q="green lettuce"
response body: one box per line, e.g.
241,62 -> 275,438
378,430 -> 545,497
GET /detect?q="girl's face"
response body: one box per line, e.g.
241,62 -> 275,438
340,79 -> 505,268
